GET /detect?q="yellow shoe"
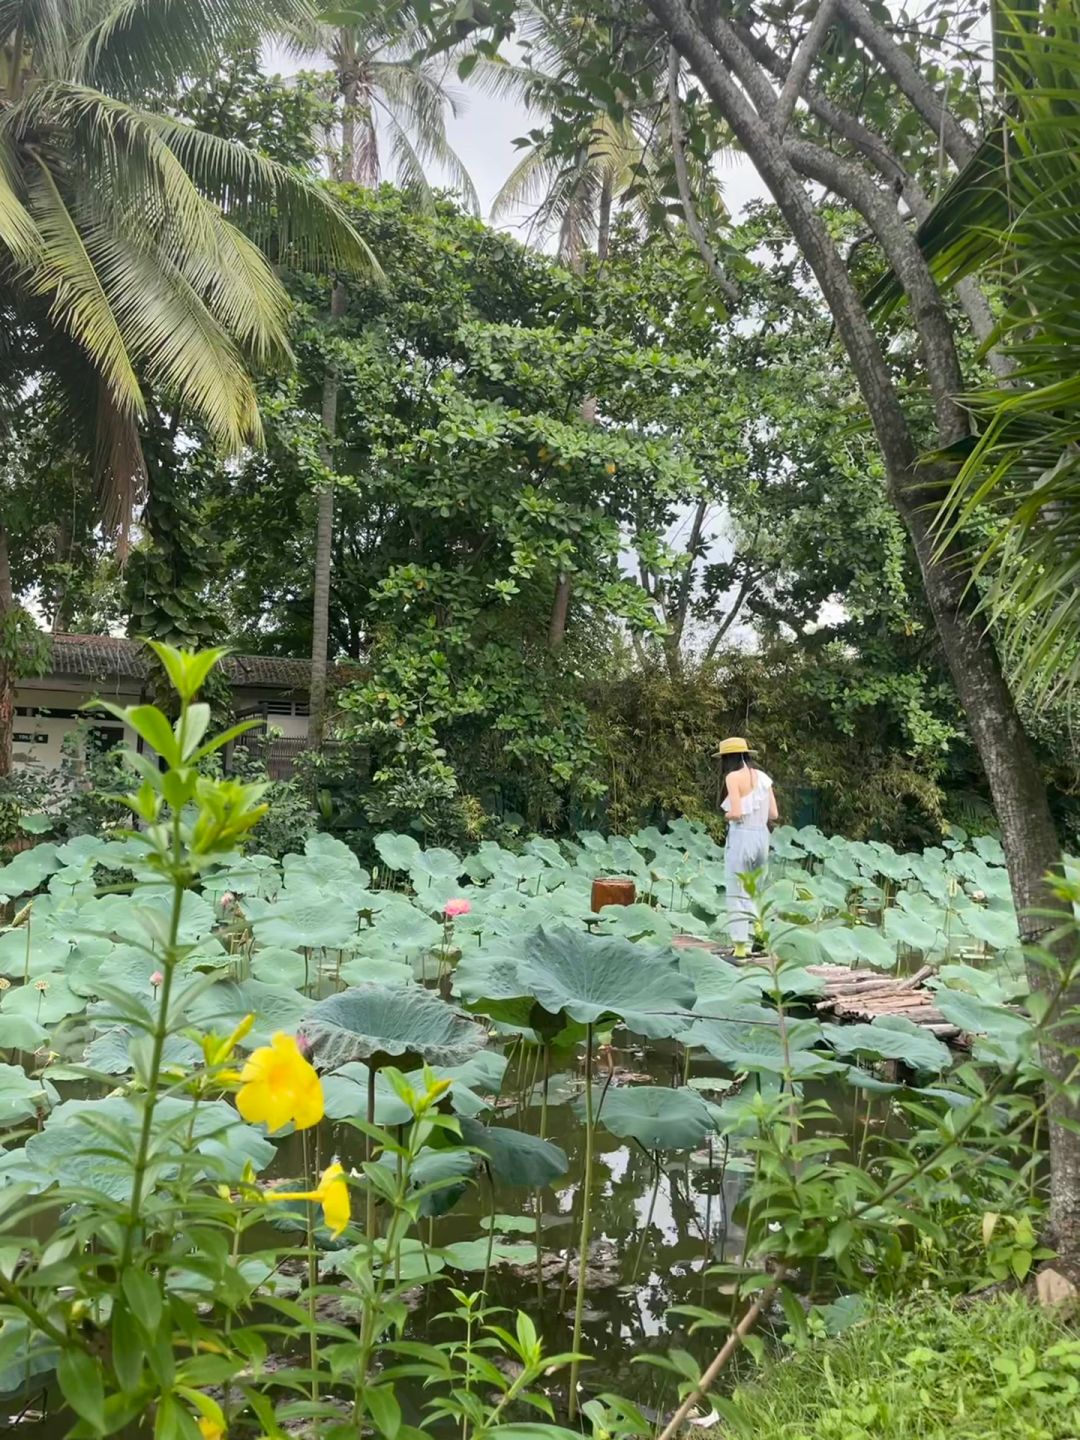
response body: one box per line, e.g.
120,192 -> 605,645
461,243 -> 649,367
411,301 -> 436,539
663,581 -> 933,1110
733,942 -> 749,960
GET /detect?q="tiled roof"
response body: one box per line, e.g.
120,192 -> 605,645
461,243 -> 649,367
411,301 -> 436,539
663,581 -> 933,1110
41,635 -> 314,691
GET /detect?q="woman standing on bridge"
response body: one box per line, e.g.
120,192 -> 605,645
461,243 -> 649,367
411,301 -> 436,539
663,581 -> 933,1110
716,737 -> 778,958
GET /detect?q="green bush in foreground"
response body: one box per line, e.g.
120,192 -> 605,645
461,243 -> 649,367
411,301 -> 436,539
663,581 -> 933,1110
715,1296 -> 1080,1440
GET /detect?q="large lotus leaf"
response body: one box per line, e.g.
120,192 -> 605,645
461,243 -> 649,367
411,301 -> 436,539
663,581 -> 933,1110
322,1063 -> 412,1125
12,1095 -> 274,1201
576,1084 -> 713,1151
364,900 -> 443,955
822,925 -> 897,971
680,953 -> 772,1005
374,832 -> 423,874
186,979 -> 312,1044
525,837 -> 570,871
251,896 -> 358,951
283,834 -> 367,893
519,926 -> 695,1039
0,1015 -> 47,1050
408,1149 -> 476,1217
599,904 -> 676,946
0,929 -> 70,979
3,974 -> 84,1025
935,963 -> 1024,1005
94,944 -> 207,999
955,906 -> 1019,952
303,983 -> 485,1072
907,854 -> 951,902
129,889 -> 217,945
933,991 -> 1034,1065
884,906 -> 944,955
250,946 -> 309,989
821,1016 -> 950,1072
0,843 -> 62,899
0,1063 -> 57,1126
452,953 -> 537,1029
458,1116 -> 568,1187
685,1016 -> 839,1078
338,955 -> 415,987
202,853 -> 281,900
83,1027 -> 200,1076
972,835 -> 1006,866
772,927 -> 832,972
440,1238 -> 537,1271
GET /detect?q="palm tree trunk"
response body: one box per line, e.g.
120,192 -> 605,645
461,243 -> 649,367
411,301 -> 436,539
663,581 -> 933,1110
308,282 -> 348,747
309,49 -> 361,747
597,176 -> 614,262
0,522 -> 13,780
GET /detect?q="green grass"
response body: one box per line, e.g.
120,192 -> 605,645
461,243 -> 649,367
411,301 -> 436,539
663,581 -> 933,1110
711,1295 -> 1080,1439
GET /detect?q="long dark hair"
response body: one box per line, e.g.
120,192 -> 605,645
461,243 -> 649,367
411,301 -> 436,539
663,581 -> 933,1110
720,751 -> 754,781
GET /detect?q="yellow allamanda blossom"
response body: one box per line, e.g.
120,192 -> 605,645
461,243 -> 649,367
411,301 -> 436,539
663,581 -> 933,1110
198,1420 -> 224,1440
236,1031 -> 323,1134
269,1162 -> 351,1239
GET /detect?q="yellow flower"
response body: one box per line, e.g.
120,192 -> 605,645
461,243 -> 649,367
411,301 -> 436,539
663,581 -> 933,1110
198,1419 -> 225,1440
269,1162 -> 351,1239
236,1032 -> 323,1134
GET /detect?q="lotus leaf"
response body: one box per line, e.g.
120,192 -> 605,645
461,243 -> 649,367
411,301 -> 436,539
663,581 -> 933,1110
821,1016 -> 950,1072
955,906 -> 1020,952
933,991 -> 1033,1065
884,906 -> 944,954
0,1063 -> 57,1125
0,1015 -> 47,1050
186,979 -> 312,1044
458,1116 -> 568,1187
823,925 -> 897,970
374,832 -> 423,873
685,1016 -> 840,1077
3,973 -> 83,1025
303,983 -> 486,1071
0,844 -> 61,898
440,1238 -> 537,1270
575,1084 -> 714,1150
0,930 -> 70,979
518,926 -> 695,1039
407,1148 -> 476,1217
338,956 -> 415,987
250,946 -> 310,989
83,1027 -> 200,1076
251,897 -> 358,951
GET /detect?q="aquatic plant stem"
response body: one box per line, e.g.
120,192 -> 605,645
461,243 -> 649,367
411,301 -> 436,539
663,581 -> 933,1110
121,828 -> 184,1267
655,1266 -> 787,1440
567,1022 -> 594,1422
366,1065 -> 377,1244
535,1043 -> 551,1303
302,1128 -> 319,1405
481,1164 -> 497,1299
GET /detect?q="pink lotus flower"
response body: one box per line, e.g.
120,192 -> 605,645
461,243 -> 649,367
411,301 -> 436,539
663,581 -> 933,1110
295,1032 -> 312,1057
221,892 -> 237,910
443,898 -> 471,918
150,971 -> 164,988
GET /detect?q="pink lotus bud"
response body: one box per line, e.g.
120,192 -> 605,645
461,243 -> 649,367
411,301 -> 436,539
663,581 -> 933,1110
150,971 -> 164,988
295,1032 -> 312,1056
221,892 -> 236,910
443,898 -> 471,918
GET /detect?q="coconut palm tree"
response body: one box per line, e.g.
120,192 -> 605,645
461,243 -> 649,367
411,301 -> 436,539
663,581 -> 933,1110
0,0 -> 373,544
0,0 -> 376,771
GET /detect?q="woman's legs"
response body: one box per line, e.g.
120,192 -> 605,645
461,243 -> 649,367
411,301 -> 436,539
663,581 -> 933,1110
724,827 -> 770,954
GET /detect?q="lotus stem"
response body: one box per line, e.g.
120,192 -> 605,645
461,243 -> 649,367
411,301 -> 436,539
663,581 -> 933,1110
631,1155 -> 661,1283
568,1021 -> 594,1421
302,1128 -> 319,1404
481,1163 -> 497,1299
366,1065 -> 377,1244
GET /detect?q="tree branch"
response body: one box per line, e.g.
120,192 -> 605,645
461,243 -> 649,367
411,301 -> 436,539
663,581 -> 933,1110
783,137 -> 968,442
773,0 -> 838,137
667,47 -> 740,306
834,0 -> 976,168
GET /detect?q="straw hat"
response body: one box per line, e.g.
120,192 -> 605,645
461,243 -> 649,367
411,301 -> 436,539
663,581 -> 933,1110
713,736 -> 756,757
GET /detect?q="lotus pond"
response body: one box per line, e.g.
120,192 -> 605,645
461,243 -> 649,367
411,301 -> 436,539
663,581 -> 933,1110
0,814 -> 1057,1429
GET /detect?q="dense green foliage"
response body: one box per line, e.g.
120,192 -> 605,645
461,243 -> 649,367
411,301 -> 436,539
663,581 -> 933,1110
717,1296 -> 1080,1440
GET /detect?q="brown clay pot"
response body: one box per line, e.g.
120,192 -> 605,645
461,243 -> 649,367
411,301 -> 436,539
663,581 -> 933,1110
591,876 -> 636,913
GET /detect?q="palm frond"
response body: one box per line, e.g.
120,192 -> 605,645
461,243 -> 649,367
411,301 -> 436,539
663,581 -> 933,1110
25,156 -> 144,420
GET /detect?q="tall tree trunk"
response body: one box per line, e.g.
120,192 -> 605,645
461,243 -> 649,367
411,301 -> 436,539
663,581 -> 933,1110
596,175 -> 614,262
647,0 -> 1080,1260
0,523 -> 13,780
547,575 -> 573,651
308,282 -> 348,747
309,53 -> 360,747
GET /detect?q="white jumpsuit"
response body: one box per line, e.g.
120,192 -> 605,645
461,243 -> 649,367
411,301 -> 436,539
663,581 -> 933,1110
722,769 -> 773,946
